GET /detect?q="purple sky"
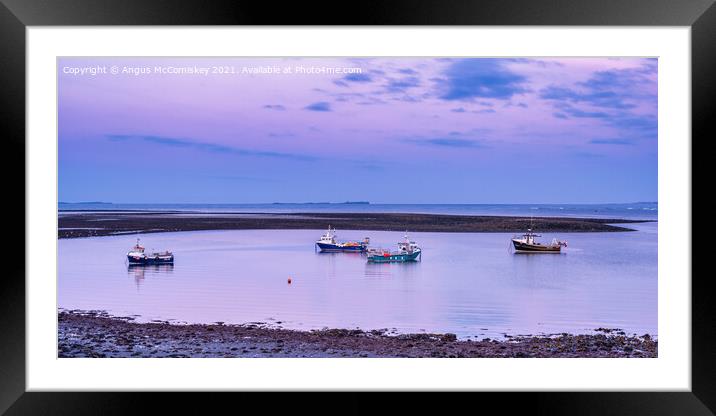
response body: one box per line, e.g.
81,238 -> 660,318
58,57 -> 657,204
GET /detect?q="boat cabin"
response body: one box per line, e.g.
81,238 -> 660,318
128,238 -> 146,255
318,226 -> 337,245
397,234 -> 419,254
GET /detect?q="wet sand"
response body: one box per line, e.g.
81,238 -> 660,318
58,211 -> 649,239
58,310 -> 657,358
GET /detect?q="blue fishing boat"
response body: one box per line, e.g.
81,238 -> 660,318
367,233 -> 422,263
126,238 -> 174,264
315,226 -> 370,252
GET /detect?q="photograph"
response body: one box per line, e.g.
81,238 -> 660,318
2,0 -> 707,410
57,56 -> 658,359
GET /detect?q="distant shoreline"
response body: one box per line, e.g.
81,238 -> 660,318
58,310 -> 657,358
58,211 -> 652,239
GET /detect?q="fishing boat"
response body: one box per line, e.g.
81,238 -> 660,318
367,233 -> 422,263
126,238 -> 174,264
315,226 -> 370,252
511,229 -> 567,253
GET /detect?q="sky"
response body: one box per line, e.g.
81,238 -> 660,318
58,57 -> 657,204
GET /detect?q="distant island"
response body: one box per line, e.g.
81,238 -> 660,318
272,201 -> 369,205
58,201 -> 112,205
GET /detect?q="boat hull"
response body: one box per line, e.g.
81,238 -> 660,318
512,240 -> 561,253
316,242 -> 367,252
127,255 -> 174,264
367,250 -> 421,263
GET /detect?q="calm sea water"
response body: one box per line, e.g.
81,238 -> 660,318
58,222 -> 657,339
58,202 -> 658,220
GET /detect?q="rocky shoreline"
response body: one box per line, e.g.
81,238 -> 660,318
58,310 -> 657,358
58,211 -> 649,239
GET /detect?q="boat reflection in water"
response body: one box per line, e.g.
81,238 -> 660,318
127,263 -> 174,288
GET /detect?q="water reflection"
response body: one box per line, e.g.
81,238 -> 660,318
127,264 -> 174,288
364,261 -> 421,279
315,251 -> 365,258
317,251 -> 366,279
58,227 -> 657,338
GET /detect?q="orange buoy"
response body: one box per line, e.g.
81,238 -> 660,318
287,277 -> 292,284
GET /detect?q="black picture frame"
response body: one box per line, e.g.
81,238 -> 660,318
1,0 -> 711,414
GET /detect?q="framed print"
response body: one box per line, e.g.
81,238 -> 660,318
2,0 -> 712,414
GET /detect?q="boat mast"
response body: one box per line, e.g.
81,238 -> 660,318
527,217 -> 535,244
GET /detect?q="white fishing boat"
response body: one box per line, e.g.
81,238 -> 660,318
126,238 -> 174,264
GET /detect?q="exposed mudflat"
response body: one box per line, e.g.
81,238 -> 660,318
58,310 -> 657,358
58,211 -> 649,239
